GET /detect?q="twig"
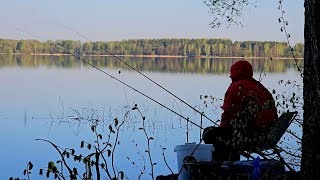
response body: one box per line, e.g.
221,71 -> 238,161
160,145 -> 174,174
35,139 -> 73,176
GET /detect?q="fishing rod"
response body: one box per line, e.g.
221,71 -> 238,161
50,19 -> 218,126
16,28 -> 206,130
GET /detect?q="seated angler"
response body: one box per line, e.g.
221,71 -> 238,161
203,60 -> 278,161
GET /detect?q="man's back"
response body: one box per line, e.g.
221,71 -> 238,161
220,78 -> 278,131
220,60 -> 278,132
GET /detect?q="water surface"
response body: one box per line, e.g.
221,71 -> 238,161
0,55 -> 303,179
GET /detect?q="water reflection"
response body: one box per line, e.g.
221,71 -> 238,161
0,55 -> 303,74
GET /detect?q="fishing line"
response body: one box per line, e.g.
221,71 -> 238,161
16,28 -> 205,130
50,18 -> 218,126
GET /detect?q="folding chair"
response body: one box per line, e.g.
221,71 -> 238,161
242,111 -> 298,158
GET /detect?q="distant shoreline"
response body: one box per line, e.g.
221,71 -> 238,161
0,52 -> 303,60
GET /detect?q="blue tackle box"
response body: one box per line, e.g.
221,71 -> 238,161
232,159 -> 285,178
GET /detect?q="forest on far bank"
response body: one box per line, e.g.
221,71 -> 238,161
0,38 -> 304,58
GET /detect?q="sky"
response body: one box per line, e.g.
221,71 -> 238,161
0,0 -> 304,44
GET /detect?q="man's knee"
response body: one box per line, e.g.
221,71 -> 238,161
202,126 -> 215,144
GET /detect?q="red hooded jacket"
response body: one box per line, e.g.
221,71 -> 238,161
220,61 -> 278,132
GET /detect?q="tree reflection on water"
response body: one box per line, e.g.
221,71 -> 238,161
0,55 -> 303,74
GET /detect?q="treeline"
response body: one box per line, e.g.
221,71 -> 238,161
0,38 -> 304,58
0,55 -> 303,74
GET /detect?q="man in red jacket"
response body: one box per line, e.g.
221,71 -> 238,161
203,60 -> 278,161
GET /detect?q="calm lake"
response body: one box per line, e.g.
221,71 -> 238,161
0,55 -> 303,179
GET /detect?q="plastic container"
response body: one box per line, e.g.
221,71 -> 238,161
174,143 -> 214,180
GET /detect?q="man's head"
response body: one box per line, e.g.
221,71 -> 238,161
230,60 -> 253,82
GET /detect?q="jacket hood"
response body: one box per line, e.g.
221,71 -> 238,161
230,60 -> 253,82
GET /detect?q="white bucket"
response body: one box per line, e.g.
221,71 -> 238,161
174,143 -> 214,180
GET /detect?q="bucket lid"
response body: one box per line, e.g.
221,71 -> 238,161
174,143 -> 213,152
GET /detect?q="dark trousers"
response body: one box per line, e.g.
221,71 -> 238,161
202,126 -> 240,161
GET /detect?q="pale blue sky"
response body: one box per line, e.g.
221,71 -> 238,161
0,0 -> 304,44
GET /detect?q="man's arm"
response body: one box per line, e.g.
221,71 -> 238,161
220,83 -> 244,127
